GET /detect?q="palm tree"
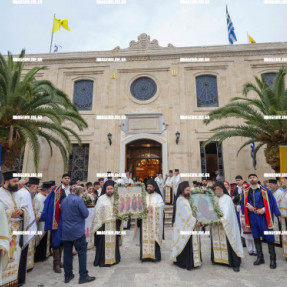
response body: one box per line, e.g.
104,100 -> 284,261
0,49 -> 88,172
203,68 -> 287,172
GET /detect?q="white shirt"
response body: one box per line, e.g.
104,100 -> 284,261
62,184 -> 70,196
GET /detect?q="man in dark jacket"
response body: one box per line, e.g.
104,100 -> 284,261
61,186 -> 95,284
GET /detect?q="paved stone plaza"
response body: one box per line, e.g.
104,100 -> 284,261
26,227 -> 287,287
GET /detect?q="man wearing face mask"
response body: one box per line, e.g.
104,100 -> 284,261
17,177 -> 40,275
0,170 -> 29,287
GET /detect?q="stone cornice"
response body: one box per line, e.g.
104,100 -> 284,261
9,33 -> 287,66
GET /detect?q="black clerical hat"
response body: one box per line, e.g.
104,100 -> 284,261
49,180 -> 56,186
42,181 -> 52,189
3,170 -> 19,181
28,177 -> 40,185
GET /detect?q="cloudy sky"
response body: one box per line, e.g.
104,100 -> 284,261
1,0 -> 287,55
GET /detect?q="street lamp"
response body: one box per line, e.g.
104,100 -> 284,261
175,131 -> 180,145
108,133 -> 112,146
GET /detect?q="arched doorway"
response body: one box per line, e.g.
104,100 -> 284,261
126,139 -> 162,182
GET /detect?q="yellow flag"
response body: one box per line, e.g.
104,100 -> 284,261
248,34 -> 256,43
52,17 -> 71,33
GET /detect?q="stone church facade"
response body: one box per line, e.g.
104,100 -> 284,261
21,33 -> 287,183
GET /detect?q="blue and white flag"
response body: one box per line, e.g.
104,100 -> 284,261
53,44 -> 62,53
226,5 -> 237,45
251,142 -> 257,170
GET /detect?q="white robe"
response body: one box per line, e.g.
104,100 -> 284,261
164,176 -> 174,203
33,193 -> 47,245
155,177 -> 164,197
141,192 -> 164,259
0,187 -> 29,286
92,194 -> 121,265
0,202 -> 9,286
170,196 -> 201,266
17,187 -> 37,248
173,174 -> 181,194
216,194 -> 244,258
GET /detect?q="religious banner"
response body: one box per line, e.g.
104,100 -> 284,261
190,188 -> 223,225
114,182 -> 147,221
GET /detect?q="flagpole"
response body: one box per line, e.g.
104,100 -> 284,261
49,13 -> 55,53
247,31 -> 249,43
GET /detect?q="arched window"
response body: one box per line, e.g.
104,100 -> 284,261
196,75 -> 219,107
73,80 -> 93,110
262,72 -> 277,87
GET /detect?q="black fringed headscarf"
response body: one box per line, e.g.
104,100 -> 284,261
100,180 -> 115,196
146,179 -> 163,198
172,181 -> 190,225
214,181 -> 230,196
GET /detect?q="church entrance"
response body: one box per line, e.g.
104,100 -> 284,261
126,139 -> 162,182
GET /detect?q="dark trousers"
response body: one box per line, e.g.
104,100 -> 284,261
63,235 -> 88,280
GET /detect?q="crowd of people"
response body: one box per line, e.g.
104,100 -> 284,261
0,169 -> 287,286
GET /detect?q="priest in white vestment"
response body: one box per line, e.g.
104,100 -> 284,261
17,177 -> 39,272
211,181 -> 244,272
92,180 -> 122,267
164,170 -> 174,205
137,179 -> 164,262
171,181 -> 202,270
0,201 -> 10,286
0,170 -> 29,287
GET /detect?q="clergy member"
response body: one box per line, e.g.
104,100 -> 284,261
92,180 -> 122,267
241,174 -> 280,269
137,179 -> 164,262
40,173 -> 71,273
0,201 -> 10,286
33,181 -> 52,262
17,177 -> 40,273
0,170 -> 29,287
211,181 -> 243,272
171,181 -> 202,270
164,170 -> 174,205
155,172 -> 164,200
173,169 -> 181,202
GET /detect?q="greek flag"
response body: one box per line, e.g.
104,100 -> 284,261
226,5 -> 237,45
53,44 -> 62,53
251,142 -> 257,170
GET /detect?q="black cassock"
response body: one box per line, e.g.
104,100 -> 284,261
34,232 -> 49,262
93,220 -> 121,267
174,236 -> 202,270
137,219 -> 161,262
211,236 -> 241,268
